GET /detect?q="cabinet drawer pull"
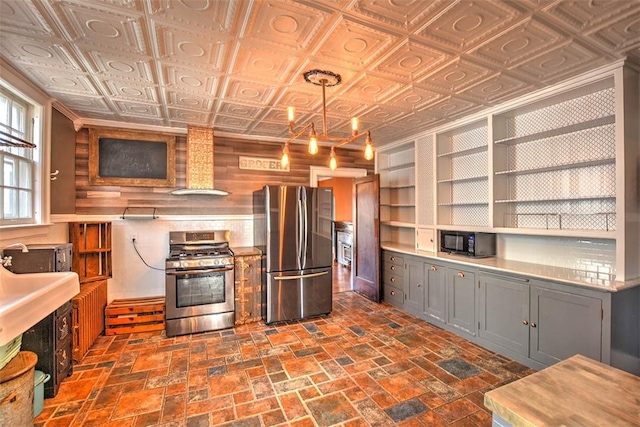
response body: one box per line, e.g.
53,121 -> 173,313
390,256 -> 395,261
530,322 -> 537,328
522,320 -> 528,325
457,272 -> 465,278
391,265 -> 395,271
431,266 -> 437,271
417,284 -> 422,287
391,277 -> 395,282
390,290 -> 396,296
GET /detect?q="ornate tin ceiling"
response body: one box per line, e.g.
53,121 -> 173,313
1,0 -> 639,147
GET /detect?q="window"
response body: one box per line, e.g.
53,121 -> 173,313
0,86 -> 38,226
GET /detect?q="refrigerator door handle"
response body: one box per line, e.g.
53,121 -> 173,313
273,271 -> 329,280
297,197 -> 304,268
302,190 -> 308,268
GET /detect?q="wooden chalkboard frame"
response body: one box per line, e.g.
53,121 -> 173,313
89,128 -> 176,187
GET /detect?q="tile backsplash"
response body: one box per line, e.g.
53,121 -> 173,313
498,234 -> 616,274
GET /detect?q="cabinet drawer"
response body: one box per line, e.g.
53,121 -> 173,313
383,285 -> 404,307
383,252 -> 404,267
383,261 -> 404,278
383,270 -> 404,287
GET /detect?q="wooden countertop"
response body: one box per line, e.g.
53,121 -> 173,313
484,354 -> 640,427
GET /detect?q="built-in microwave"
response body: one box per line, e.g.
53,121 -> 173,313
440,231 -> 496,258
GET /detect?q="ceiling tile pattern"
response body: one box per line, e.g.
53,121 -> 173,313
1,0 -> 639,147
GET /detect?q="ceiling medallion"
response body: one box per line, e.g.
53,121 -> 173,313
282,69 -> 373,170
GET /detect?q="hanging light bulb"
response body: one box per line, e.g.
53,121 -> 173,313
287,106 -> 295,123
329,147 -> 337,170
351,117 -> 359,136
281,144 -> 289,168
364,132 -> 374,161
308,124 -> 318,155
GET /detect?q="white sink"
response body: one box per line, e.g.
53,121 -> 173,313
0,265 -> 79,346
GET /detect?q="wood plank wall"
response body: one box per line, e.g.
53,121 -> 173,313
74,128 -> 375,215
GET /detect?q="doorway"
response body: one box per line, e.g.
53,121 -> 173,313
310,166 -> 368,293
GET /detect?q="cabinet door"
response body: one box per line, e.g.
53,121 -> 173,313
478,274 -> 529,356
447,267 -> 476,336
405,257 -> 424,312
424,262 -> 446,323
530,286 -> 602,366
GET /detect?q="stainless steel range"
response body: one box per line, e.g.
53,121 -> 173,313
165,230 -> 235,337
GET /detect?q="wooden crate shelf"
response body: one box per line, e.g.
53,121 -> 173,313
105,297 -> 165,335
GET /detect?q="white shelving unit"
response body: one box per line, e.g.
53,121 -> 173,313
378,141 -> 416,247
377,61 -> 639,282
436,119 -> 489,228
492,78 -> 616,235
415,135 -> 436,252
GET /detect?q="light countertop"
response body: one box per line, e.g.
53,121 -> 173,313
381,243 -> 640,292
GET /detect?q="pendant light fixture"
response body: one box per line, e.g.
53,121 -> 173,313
282,69 -> 374,168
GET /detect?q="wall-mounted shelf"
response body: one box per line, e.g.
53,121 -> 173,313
120,207 -> 159,220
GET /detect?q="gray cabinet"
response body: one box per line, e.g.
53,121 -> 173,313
382,251 -> 404,308
424,261 -> 446,323
400,254 -> 447,325
478,272 -> 603,368
530,284 -> 602,366
382,249 -> 640,374
404,256 -> 424,312
478,273 -> 529,356
447,266 -> 476,336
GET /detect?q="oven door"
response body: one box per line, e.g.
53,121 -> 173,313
165,265 -> 234,319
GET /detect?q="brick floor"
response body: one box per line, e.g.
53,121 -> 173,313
35,292 -> 535,426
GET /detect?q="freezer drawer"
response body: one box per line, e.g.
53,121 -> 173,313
266,267 -> 332,323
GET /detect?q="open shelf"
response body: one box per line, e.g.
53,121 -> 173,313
436,144 -> 486,158
378,141 -> 417,248
437,175 -> 488,184
495,195 -> 615,204
494,115 -> 615,146
438,201 -> 489,207
495,157 -> 615,175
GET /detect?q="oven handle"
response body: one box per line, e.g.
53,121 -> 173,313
166,266 -> 234,276
274,271 -> 329,281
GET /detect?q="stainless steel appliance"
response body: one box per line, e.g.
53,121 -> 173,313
254,185 -> 334,324
165,230 -> 235,337
440,230 -> 496,258
335,221 -> 353,267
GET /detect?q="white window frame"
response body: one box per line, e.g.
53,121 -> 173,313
1,87 -> 36,225
0,58 -> 51,235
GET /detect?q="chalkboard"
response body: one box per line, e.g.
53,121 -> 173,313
98,138 -> 167,179
89,129 -> 176,187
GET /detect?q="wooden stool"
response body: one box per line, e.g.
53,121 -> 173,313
0,351 -> 37,426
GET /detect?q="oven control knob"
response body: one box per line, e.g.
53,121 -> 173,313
213,259 -> 219,266
181,261 -> 188,268
198,260 -> 204,266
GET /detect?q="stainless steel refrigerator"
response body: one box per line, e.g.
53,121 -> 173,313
254,185 -> 333,323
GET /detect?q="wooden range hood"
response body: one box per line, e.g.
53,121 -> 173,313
171,126 -> 228,196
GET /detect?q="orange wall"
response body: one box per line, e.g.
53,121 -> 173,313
320,177 -> 353,222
